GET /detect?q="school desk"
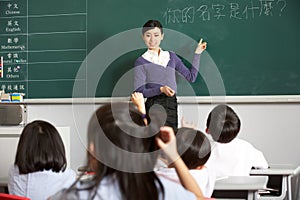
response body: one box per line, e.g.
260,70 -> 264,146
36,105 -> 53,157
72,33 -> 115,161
0,177 -> 8,193
212,176 -> 268,200
250,164 -> 300,200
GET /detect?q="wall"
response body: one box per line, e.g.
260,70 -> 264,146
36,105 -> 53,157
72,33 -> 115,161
23,102 -> 300,170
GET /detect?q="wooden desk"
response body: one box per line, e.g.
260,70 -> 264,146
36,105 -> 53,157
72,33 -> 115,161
212,176 -> 268,200
250,164 -> 300,200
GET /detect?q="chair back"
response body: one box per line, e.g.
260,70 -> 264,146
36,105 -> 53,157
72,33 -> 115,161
0,193 -> 30,200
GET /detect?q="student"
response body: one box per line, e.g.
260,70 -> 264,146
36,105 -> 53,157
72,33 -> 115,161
134,19 -> 207,131
156,127 -> 216,198
8,120 -> 76,200
50,103 -> 204,200
204,104 -> 269,177
131,93 -> 215,197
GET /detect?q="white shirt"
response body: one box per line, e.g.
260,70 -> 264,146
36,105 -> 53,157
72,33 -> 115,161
142,48 -> 170,67
8,165 -> 76,200
205,137 -> 269,178
156,167 -> 216,198
50,175 -> 196,200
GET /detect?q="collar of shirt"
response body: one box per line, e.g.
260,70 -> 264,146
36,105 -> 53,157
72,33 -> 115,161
142,48 -> 170,68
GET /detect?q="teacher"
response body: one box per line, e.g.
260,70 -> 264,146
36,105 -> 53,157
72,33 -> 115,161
133,19 -> 207,131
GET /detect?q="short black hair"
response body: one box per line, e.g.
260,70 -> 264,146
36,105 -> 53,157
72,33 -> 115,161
142,19 -> 163,35
206,104 -> 241,143
15,120 -> 67,174
176,128 -> 211,169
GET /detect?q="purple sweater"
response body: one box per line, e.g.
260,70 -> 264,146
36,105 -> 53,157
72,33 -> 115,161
134,51 -> 201,98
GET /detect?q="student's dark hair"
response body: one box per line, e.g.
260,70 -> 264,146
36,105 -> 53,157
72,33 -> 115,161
142,19 -> 163,35
66,103 -> 164,200
176,128 -> 211,169
15,120 -> 67,174
206,104 -> 241,143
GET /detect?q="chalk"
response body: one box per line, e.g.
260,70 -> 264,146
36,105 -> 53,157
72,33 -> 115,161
199,38 -> 203,44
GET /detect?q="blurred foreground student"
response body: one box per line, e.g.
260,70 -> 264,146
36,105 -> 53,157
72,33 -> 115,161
204,105 -> 269,177
131,92 -> 148,125
156,127 -> 216,198
50,103 -> 204,200
8,120 -> 76,200
132,93 -> 215,197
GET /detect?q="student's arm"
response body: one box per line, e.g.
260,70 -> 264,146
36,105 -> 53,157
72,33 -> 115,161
131,92 -> 148,125
181,116 -> 197,129
156,126 -> 204,200
251,147 -> 269,169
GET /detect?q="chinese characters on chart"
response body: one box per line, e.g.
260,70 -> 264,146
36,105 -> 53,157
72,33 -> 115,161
0,0 -> 87,96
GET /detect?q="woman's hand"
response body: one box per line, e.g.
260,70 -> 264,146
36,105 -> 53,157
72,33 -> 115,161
195,38 -> 207,54
160,86 -> 175,97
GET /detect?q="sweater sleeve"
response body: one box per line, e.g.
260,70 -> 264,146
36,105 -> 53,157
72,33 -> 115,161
133,59 -> 162,98
173,53 -> 201,83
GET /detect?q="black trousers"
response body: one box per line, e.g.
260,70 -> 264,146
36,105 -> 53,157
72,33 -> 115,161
145,94 -> 178,131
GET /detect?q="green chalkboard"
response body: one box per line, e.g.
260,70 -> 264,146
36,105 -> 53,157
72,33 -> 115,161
0,0 -> 87,98
1,0 -> 300,98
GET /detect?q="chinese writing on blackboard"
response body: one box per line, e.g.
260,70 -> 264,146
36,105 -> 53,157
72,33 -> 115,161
163,0 -> 287,24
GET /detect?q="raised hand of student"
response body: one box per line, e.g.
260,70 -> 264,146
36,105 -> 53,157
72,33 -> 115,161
156,126 -> 179,162
131,92 -> 146,114
195,38 -> 207,55
160,86 -> 175,97
181,117 -> 197,129
156,126 -> 204,200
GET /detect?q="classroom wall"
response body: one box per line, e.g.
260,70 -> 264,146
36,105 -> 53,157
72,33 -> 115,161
179,103 -> 300,167
23,102 -> 300,171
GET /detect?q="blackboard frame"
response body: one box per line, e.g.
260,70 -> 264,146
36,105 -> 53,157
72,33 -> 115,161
1,0 -> 299,101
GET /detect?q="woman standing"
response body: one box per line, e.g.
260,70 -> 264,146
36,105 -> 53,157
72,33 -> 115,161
134,19 -> 207,131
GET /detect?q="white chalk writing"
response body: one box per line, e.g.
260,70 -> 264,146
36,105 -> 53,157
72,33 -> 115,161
1,84 -> 25,91
163,0 -> 287,24
5,2 -> 20,15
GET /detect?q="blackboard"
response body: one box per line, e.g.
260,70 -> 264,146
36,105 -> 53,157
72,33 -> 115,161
1,0 -> 300,99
